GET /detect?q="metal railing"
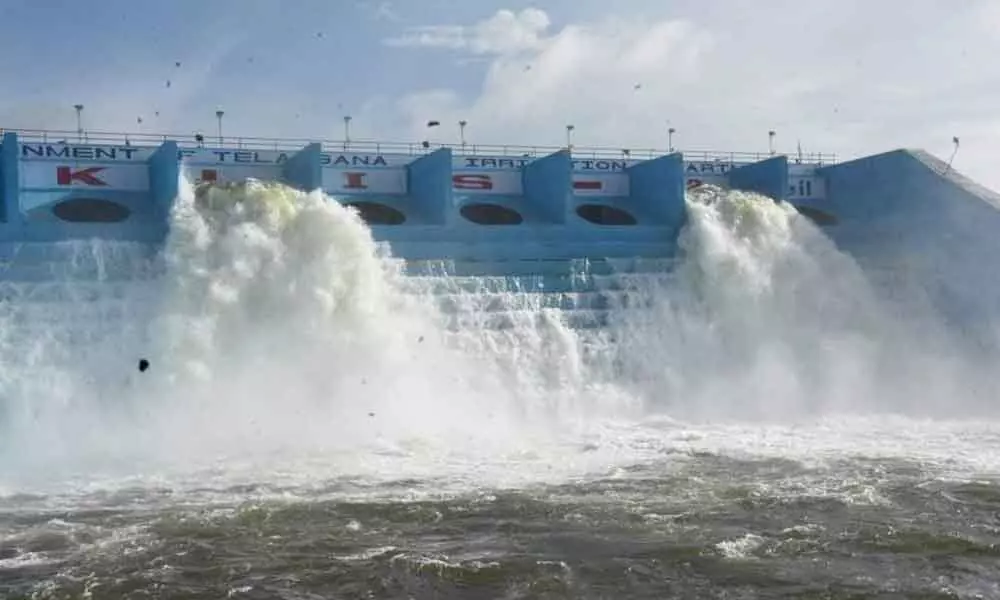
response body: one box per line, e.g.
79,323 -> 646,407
1,127 -> 839,165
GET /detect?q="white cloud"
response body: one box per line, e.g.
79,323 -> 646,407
385,8 -> 550,55
378,3 -> 1000,190
355,0 -> 402,23
376,10 -> 715,144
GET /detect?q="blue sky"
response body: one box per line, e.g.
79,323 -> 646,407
2,0 -> 998,188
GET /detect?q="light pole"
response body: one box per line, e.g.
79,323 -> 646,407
668,127 -> 676,152
74,104 -> 84,142
768,130 -> 776,155
216,109 -> 224,145
459,120 -> 467,151
343,115 -> 352,149
566,124 -> 575,150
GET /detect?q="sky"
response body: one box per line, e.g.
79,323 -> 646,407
1,0 -> 998,188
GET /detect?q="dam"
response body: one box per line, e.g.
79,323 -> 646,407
0,129 -> 832,251
1,128 -> 999,332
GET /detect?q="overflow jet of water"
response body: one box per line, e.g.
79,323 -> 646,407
0,177 -> 997,499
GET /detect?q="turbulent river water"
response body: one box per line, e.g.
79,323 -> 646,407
1,179 -> 998,599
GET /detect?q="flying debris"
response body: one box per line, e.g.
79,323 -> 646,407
945,136 -> 961,174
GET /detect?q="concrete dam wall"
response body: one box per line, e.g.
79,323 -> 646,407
1,129 -> 997,336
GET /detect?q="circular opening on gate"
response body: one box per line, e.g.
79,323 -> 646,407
460,203 -> 524,225
575,203 -> 637,226
794,205 -> 838,226
345,201 -> 407,225
51,198 -> 131,223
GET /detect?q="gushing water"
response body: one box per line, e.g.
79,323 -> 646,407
609,185 -> 998,422
0,178 -> 998,502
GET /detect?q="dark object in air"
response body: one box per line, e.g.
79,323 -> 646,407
138,359 -> 150,372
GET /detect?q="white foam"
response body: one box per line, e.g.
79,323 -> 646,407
0,179 -> 998,503
715,533 -> 765,560
607,186 -> 999,423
